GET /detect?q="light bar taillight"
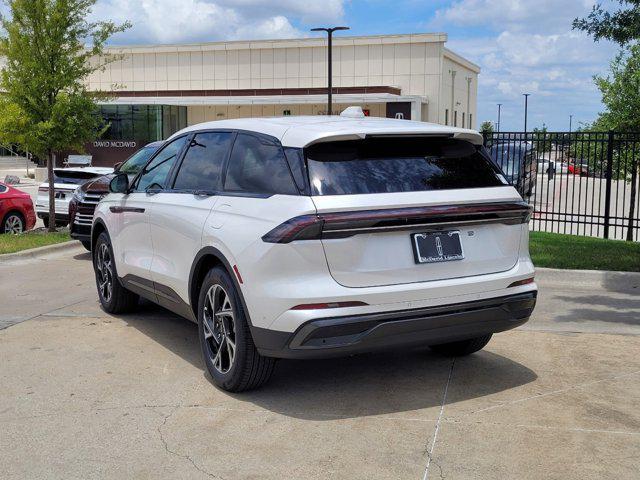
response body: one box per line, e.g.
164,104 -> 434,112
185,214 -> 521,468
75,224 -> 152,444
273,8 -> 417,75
262,202 -> 533,243
291,301 -> 368,310
38,187 -> 49,193
508,277 -> 535,288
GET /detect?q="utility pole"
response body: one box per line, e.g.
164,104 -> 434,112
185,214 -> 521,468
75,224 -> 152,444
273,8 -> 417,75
310,26 -> 350,115
497,103 -> 502,133
523,93 -> 531,133
569,114 -> 573,134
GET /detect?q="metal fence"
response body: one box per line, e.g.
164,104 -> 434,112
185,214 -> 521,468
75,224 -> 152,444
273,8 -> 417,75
483,131 -> 639,241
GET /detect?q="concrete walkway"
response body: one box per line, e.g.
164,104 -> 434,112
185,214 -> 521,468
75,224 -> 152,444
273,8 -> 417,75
0,250 -> 638,479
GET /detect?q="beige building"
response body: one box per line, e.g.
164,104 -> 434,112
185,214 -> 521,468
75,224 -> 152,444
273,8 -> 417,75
83,33 -> 479,164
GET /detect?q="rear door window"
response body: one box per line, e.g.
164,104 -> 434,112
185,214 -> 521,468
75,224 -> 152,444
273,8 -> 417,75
224,133 -> 297,195
173,132 -> 233,192
306,137 -> 506,196
52,170 -> 102,185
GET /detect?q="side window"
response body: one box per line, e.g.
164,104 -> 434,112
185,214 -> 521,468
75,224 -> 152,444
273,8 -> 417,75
173,132 -> 233,191
224,133 -> 297,195
134,136 -> 188,192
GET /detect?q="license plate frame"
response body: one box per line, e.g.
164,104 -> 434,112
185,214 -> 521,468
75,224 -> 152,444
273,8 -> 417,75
411,231 -> 465,264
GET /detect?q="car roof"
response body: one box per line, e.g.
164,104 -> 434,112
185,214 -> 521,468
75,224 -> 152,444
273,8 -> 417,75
168,115 -> 484,148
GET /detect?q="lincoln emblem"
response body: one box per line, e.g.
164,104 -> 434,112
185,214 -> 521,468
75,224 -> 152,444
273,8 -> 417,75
435,236 -> 443,256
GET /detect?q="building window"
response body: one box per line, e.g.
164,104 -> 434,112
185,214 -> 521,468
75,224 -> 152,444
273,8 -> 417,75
469,114 -> 473,129
462,112 -> 466,128
98,104 -> 187,144
445,109 -> 449,126
454,111 -> 458,127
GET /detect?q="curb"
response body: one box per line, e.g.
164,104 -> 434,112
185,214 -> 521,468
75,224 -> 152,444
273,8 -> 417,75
0,241 -> 83,263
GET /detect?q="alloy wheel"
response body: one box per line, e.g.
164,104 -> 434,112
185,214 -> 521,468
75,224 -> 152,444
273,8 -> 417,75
4,215 -> 23,234
96,243 -> 113,303
202,284 -> 237,374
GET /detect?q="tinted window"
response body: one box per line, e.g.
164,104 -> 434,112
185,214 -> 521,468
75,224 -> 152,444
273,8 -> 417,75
0,184 -> 7,193
306,138 -> 506,196
225,134 -> 297,195
52,170 -> 102,185
119,145 -> 160,175
173,132 -> 233,191
134,136 -> 187,191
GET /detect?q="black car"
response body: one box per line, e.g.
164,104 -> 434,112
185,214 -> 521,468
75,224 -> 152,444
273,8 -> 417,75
69,141 -> 163,250
489,142 -> 537,198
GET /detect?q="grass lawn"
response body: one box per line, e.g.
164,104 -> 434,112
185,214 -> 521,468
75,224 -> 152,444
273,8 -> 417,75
530,231 -> 640,272
0,230 -> 71,255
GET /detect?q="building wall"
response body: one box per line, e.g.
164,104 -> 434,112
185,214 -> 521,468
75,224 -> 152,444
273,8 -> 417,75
87,34 -> 479,125
440,51 -> 479,129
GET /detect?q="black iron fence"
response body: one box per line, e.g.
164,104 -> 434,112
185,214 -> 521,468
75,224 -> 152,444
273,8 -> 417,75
483,131 -> 639,241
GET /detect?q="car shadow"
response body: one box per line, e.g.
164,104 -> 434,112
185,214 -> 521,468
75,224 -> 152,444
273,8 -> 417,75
120,300 -> 538,421
73,251 -> 92,261
552,294 -> 640,326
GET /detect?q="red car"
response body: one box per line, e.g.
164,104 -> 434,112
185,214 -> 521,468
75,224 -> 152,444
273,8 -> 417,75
0,182 -> 36,234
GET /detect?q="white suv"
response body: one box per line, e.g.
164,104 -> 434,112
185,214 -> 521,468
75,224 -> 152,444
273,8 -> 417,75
91,114 -> 537,392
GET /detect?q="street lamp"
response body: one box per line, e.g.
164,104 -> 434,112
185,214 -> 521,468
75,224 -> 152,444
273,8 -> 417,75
523,93 -> 531,133
497,103 -> 502,133
569,114 -> 573,134
311,26 -> 350,115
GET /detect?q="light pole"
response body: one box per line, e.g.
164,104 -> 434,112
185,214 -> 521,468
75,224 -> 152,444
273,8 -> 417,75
523,93 -> 531,133
497,103 -> 502,133
569,114 -> 573,134
310,26 -> 350,115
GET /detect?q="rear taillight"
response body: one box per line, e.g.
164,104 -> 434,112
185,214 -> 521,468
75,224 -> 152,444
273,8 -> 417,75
291,301 -> 368,310
508,277 -> 535,288
262,202 -> 533,243
38,187 -> 48,193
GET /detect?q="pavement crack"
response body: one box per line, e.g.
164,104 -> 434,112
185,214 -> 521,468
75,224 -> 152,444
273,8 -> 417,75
422,358 -> 455,480
156,407 -> 224,480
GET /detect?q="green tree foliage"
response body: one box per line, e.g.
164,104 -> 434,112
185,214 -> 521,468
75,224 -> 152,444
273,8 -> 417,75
480,121 -> 494,135
574,1 -> 640,45
532,126 -> 552,153
0,0 -> 129,230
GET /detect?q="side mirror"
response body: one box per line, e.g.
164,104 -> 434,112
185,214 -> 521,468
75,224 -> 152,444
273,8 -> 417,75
113,161 -> 123,171
109,173 -> 129,194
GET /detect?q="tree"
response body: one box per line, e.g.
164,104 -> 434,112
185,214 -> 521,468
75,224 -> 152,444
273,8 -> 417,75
589,46 -> 640,240
0,0 -> 129,231
574,1 -> 640,45
532,126 -> 552,153
480,121 -> 494,135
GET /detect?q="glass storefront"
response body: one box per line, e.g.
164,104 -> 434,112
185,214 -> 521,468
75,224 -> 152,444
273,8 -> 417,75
98,105 -> 187,144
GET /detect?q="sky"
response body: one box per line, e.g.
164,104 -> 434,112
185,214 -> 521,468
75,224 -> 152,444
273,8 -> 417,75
87,0 -> 621,131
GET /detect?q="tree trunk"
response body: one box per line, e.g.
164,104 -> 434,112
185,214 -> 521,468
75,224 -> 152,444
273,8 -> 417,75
627,162 -> 638,242
47,149 -> 57,232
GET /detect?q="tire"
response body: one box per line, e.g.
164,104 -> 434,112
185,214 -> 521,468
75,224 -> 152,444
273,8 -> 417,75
42,216 -> 67,228
42,216 -> 49,228
197,267 -> 275,392
429,334 -> 493,357
2,211 -> 25,234
93,231 -> 139,314
81,240 -> 92,251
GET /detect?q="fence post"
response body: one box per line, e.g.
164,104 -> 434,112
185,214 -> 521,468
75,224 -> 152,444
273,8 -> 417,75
603,130 -> 615,239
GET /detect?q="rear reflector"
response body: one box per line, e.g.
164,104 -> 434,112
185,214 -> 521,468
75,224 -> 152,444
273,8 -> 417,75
291,301 -> 368,310
262,201 -> 533,243
232,265 -> 243,284
508,277 -> 535,288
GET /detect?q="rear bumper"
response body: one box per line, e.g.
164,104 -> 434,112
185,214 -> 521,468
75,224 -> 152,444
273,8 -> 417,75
253,291 -> 536,359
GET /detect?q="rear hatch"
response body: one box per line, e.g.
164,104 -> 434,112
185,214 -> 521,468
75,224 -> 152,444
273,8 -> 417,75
306,136 -> 528,288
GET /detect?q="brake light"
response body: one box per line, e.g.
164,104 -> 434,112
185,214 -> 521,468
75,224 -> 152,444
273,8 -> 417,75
508,277 -> 535,288
38,187 -> 48,193
291,301 -> 368,310
262,202 -> 533,243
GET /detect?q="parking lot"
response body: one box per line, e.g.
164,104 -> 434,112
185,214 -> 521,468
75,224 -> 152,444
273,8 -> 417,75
1,246 -> 639,479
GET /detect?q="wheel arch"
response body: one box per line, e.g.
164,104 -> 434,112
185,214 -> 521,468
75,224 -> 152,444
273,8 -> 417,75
91,219 -> 108,252
189,246 -> 252,326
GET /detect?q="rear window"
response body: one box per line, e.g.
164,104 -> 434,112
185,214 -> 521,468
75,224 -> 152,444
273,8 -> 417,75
52,170 -> 102,185
306,137 -> 506,196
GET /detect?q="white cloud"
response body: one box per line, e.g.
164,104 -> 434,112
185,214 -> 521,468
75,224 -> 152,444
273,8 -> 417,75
438,0 -> 618,129
91,0 -> 345,44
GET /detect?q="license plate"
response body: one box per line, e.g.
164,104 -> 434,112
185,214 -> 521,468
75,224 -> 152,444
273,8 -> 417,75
411,231 -> 464,264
